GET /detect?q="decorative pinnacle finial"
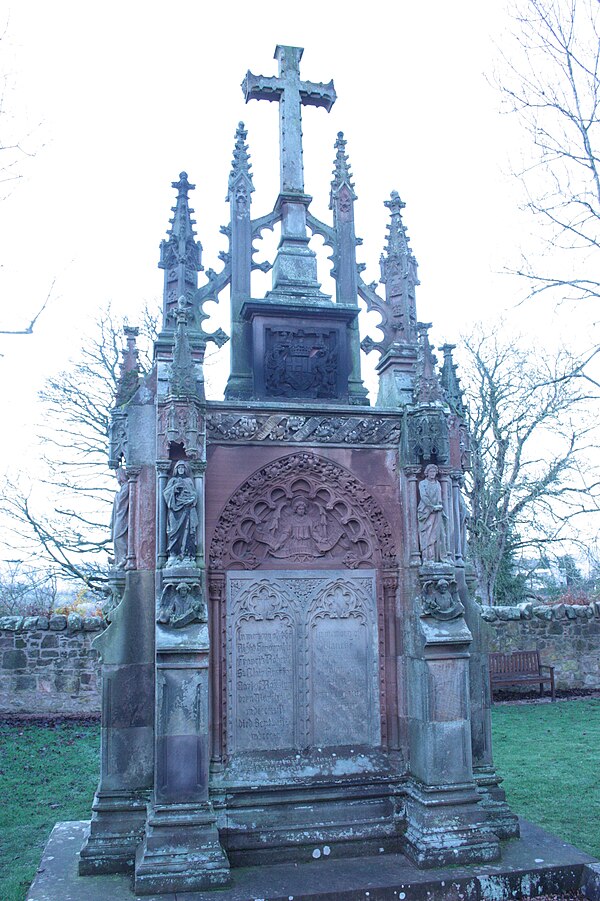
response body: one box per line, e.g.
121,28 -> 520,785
159,171 -> 203,329
165,172 -> 200,251
169,296 -> 200,399
330,131 -> 356,195
115,327 -> 140,407
382,190 -> 411,262
228,122 -> 254,194
414,323 -> 444,405
439,343 -> 465,415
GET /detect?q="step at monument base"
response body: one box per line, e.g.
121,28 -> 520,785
27,818 -> 600,901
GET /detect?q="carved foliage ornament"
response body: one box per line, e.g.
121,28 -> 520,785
210,453 -> 396,570
206,412 -> 402,446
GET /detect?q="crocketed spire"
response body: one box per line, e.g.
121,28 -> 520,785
159,172 -> 203,328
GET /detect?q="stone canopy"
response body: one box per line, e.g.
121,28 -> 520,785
78,45 -> 519,896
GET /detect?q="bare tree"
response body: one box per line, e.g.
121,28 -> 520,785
0,21 -> 52,336
461,326 -> 600,604
498,0 -> 600,303
0,306 -> 158,593
1,304 -> 222,594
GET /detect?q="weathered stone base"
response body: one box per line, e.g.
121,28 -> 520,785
78,789 -> 149,875
402,781 -> 501,867
213,749 -> 405,865
220,783 -> 404,864
475,766 -> 521,839
133,802 -> 230,895
27,819 -> 600,900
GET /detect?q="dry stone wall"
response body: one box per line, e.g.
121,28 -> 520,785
482,601 -> 600,690
0,613 -> 104,715
1,601 -> 599,714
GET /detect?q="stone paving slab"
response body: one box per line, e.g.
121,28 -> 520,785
26,819 -> 599,901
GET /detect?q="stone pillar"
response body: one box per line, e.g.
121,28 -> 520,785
208,573 -> 225,770
135,452 -> 230,893
78,568 -> 155,875
156,463 -> 170,569
125,466 -> 141,570
192,462 -> 205,570
438,466 -> 454,562
450,470 -> 464,566
382,572 -> 401,752
404,466 -> 422,567
402,563 -> 501,867
134,618 -> 230,894
459,567 -> 520,839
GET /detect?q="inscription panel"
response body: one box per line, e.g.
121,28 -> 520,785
311,618 -> 372,746
234,618 -> 295,751
227,571 -> 379,754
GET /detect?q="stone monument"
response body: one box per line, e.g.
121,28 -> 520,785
79,45 -> 519,895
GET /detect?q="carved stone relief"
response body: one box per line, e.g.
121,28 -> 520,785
157,580 -> 207,628
157,400 -> 204,459
264,327 -> 339,398
226,571 -> 379,754
420,577 -> 464,621
209,453 -> 397,570
206,411 -> 402,446
406,411 -> 450,465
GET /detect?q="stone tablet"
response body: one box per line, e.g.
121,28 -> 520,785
227,571 -> 379,754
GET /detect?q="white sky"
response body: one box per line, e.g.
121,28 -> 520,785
0,0 -> 596,479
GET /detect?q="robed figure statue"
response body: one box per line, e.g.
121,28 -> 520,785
111,468 -> 129,569
417,464 -> 449,563
164,461 -> 198,561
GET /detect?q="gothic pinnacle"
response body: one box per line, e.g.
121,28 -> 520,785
382,190 -> 411,262
228,122 -> 254,194
439,343 -> 465,415
330,131 -> 356,197
159,172 -> 203,329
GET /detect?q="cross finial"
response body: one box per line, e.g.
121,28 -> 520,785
242,45 -> 336,194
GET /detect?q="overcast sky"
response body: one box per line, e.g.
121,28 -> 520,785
0,1 -> 595,479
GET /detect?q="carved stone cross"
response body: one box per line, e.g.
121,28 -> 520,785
242,45 -> 336,195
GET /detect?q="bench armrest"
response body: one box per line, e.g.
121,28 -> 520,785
539,665 -> 555,675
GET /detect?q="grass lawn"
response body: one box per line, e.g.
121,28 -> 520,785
0,719 -> 100,901
491,698 -> 600,858
0,700 -> 598,901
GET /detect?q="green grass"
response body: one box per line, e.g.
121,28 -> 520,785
0,702 -> 598,900
0,719 -> 100,901
492,698 -> 600,858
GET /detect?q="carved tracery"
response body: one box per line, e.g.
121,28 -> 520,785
209,452 -> 397,570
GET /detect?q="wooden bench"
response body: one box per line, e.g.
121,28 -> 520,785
489,650 -> 555,702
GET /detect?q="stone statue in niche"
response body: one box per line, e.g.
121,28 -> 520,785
110,468 -> 129,569
164,461 -> 198,562
157,580 -> 206,627
255,495 -> 344,560
421,577 -> 464,621
417,464 -> 449,563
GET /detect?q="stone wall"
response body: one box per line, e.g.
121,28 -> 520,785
482,601 -> 600,690
2,601 -> 599,714
0,613 -> 105,715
